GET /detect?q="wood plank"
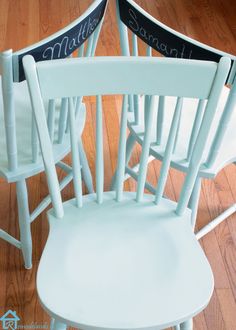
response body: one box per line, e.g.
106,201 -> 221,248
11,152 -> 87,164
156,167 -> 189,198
217,288 -> 236,330
204,291 -> 226,330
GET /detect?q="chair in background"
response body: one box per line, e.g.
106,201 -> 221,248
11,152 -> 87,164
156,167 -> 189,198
0,0 -> 108,269
115,0 -> 236,237
23,53 -> 230,329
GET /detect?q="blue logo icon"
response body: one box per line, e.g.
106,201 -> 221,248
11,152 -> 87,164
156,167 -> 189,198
0,310 -> 20,330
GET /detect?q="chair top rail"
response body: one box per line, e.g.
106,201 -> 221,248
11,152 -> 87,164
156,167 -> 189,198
10,0 -> 107,82
30,56 -> 221,100
117,0 -> 236,84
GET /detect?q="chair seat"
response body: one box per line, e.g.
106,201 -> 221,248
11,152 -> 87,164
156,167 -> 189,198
128,86 -> 234,178
37,192 -> 214,330
0,78 -> 86,182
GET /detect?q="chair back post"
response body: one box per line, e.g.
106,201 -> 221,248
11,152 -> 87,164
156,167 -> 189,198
23,56 -> 64,218
205,68 -> 236,168
176,57 -> 231,215
31,111 -> 39,163
1,49 -> 18,171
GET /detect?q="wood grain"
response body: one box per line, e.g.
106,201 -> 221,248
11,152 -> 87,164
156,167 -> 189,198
0,0 -> 235,329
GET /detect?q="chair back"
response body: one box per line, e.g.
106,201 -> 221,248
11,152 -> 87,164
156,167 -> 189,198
117,0 -> 236,168
23,55 -> 230,218
0,0 -> 108,175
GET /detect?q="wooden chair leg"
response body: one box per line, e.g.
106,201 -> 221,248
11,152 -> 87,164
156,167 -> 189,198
180,318 -> 193,330
188,176 -> 202,229
50,319 -> 67,330
110,133 -> 136,190
16,179 -> 32,269
79,139 -> 94,194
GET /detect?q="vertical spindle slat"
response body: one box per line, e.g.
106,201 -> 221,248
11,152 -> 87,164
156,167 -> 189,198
78,44 -> 84,57
96,95 -> 104,204
146,45 -> 152,56
116,95 -> 129,202
116,0 -> 130,56
91,20 -> 104,56
131,34 -> 139,123
136,96 -> 156,202
156,96 -> 165,145
186,99 -> 205,162
58,98 -> 68,144
68,98 -> 83,208
155,98 -> 183,204
134,94 -> 140,125
65,98 -> 74,134
85,34 -> 94,57
75,96 -> 83,117
47,99 -> 56,141
132,34 -> 138,56
173,97 -> 183,153
128,94 -> 134,112
65,96 -> 80,134
144,95 -> 151,129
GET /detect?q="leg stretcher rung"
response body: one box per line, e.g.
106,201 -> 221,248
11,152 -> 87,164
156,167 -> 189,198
0,229 -> 21,249
196,203 -> 236,240
125,166 -> 156,194
30,171 -> 73,223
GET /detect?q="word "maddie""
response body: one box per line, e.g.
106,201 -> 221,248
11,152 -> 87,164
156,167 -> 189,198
128,9 -> 193,59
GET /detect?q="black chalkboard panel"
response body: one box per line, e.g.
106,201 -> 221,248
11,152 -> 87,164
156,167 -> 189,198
119,0 -> 230,64
16,0 -> 107,82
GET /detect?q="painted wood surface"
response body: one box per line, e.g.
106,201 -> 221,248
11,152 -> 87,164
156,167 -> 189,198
0,0 -> 236,329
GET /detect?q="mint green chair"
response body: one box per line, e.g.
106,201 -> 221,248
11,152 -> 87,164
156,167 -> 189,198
115,0 -> 236,237
0,0 -> 108,269
23,54 -> 230,329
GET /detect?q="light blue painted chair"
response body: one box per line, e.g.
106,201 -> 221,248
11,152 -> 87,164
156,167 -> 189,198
0,0 -> 108,269
23,54 -> 230,329
115,0 -> 236,237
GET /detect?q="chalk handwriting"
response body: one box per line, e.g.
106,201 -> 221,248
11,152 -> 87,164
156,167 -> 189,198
42,15 -> 100,60
128,9 -> 193,59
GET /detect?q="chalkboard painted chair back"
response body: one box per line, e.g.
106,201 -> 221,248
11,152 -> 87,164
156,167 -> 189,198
115,0 -> 236,236
23,55 -> 230,329
0,0 -> 108,269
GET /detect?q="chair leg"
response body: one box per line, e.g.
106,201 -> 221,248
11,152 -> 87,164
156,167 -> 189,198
50,319 -> 67,330
16,179 -> 32,269
188,176 -> 202,230
111,133 -> 136,190
180,319 -> 193,330
78,139 -> 94,194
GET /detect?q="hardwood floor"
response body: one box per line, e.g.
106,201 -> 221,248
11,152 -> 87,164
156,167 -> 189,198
0,0 -> 236,329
